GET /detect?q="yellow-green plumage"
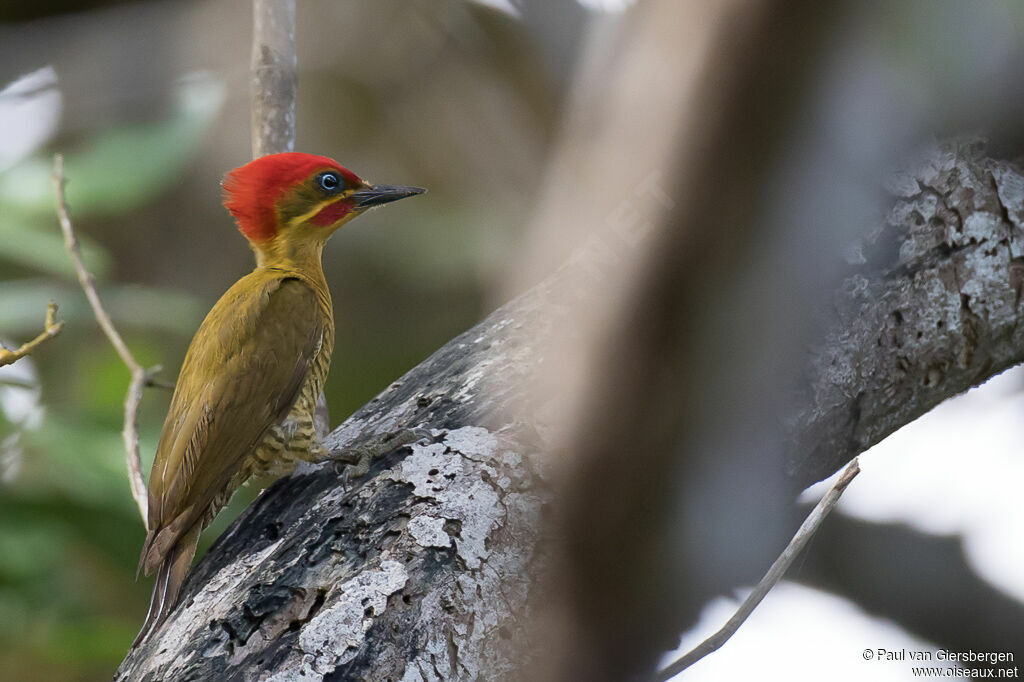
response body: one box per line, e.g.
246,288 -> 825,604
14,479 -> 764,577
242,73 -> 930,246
133,153 -> 423,646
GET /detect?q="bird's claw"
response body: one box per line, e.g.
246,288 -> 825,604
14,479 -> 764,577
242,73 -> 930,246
333,426 -> 434,487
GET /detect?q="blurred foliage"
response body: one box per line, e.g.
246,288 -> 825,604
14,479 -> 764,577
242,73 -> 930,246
0,68 -> 226,681
0,1 -> 596,677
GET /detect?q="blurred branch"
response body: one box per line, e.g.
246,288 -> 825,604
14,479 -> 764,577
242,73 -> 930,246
0,301 -> 62,367
53,154 -> 151,527
655,457 -> 862,681
794,512 -> 1024,657
251,0 -> 296,159
527,0 -> 843,677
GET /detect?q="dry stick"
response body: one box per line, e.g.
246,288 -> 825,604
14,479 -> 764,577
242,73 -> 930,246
655,457 -> 863,681
53,154 -> 151,526
0,301 -> 63,368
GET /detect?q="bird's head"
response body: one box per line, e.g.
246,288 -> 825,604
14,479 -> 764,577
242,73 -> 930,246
222,152 -> 424,256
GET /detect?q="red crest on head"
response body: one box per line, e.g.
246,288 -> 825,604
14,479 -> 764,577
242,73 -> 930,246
222,153 -> 361,243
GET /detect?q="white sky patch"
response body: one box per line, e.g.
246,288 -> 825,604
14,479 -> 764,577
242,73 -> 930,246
662,582 -> 953,681
0,353 -> 42,428
576,0 -> 635,11
802,366 -> 1024,602
0,353 -> 44,484
470,0 -> 635,16
0,66 -> 62,173
471,0 -> 519,16
665,366 -> 1024,680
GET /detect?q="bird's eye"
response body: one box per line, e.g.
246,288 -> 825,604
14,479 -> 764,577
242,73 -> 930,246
318,172 -> 342,193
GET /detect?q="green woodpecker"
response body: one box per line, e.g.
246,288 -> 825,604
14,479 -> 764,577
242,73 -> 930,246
133,153 -> 424,645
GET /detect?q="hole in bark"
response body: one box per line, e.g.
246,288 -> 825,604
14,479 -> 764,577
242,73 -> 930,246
305,591 -> 326,621
937,320 -> 944,329
892,310 -> 903,325
428,468 -> 439,476
264,522 -> 281,541
288,591 -> 326,632
402,593 -> 412,605
220,620 -> 239,644
364,606 -> 374,617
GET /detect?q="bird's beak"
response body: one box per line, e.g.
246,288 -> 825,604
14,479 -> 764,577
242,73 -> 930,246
352,184 -> 426,210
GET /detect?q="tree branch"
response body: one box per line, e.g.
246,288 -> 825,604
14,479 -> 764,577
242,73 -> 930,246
0,301 -> 62,368
53,154 -> 152,526
789,139 -> 1024,487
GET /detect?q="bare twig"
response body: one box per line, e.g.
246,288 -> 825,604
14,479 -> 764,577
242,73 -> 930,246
0,301 -> 63,367
53,154 -> 150,526
655,457 -> 862,681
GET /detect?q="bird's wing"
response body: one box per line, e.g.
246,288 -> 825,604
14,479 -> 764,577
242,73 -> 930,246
139,274 -> 322,575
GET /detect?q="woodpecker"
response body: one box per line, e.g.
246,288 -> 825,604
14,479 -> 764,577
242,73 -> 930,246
133,153 -> 424,645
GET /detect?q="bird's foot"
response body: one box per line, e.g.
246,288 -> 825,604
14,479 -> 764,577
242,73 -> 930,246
332,427 -> 434,484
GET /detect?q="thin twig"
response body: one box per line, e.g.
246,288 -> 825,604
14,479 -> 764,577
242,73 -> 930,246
53,154 -> 150,526
0,301 -> 63,367
655,457 -> 862,680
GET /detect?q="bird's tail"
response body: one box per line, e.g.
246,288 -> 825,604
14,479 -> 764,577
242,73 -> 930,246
132,524 -> 201,647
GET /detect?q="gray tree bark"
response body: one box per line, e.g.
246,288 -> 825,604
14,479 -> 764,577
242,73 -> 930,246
115,140 -> 1024,680
790,139 -> 1024,486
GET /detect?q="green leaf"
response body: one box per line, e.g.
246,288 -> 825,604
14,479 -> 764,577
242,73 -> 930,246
0,215 -> 110,277
0,71 -> 224,218
0,280 -> 204,337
